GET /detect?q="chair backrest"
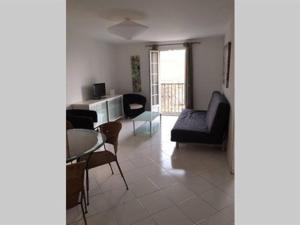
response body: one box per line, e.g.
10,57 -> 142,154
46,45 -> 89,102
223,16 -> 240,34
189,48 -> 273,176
123,94 -> 146,105
66,109 -> 97,130
206,91 -> 230,137
66,161 -> 86,209
100,121 -> 122,154
66,109 -> 98,122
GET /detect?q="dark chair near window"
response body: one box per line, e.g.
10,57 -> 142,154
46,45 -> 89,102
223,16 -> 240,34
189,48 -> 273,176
66,161 -> 87,225
123,93 -> 146,118
66,109 -> 97,130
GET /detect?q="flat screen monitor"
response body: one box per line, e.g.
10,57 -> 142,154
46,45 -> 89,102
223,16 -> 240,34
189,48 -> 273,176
93,83 -> 106,99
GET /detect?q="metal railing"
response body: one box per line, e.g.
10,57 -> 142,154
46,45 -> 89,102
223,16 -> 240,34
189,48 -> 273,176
160,83 -> 185,114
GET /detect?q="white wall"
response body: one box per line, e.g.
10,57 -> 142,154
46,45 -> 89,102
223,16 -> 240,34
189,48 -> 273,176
193,36 -> 224,110
66,33 -> 117,106
114,36 -> 224,110
222,18 -> 234,174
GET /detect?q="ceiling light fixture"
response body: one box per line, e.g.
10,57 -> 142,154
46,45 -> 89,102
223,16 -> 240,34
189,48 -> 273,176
108,18 -> 148,40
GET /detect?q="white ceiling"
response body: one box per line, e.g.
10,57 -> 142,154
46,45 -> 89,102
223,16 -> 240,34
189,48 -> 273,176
67,0 -> 234,44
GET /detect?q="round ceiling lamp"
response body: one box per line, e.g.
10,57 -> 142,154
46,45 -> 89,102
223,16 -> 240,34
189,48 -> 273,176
108,18 -> 148,40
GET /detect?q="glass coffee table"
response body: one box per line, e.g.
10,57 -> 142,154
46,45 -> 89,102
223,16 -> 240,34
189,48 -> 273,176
132,111 -> 161,136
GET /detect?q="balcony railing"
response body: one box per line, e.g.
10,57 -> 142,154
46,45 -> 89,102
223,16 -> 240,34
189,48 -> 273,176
160,83 -> 185,114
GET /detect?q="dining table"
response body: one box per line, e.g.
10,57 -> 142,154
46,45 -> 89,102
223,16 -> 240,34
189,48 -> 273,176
66,128 -> 106,163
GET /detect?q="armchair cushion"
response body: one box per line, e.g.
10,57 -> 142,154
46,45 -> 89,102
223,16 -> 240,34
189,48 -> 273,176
123,93 -> 146,118
129,103 -> 143,110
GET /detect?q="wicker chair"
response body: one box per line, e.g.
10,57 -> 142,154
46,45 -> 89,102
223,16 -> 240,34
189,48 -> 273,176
66,161 -> 87,225
82,121 -> 128,204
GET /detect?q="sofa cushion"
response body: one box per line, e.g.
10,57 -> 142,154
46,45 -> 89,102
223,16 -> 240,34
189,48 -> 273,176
172,109 -> 208,132
206,92 -> 229,133
171,109 -> 212,143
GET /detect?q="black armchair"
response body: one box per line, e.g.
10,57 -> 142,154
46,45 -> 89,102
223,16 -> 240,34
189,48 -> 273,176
66,109 -> 97,130
123,94 -> 146,118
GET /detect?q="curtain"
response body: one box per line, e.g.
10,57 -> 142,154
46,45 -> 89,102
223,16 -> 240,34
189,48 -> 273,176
184,43 -> 194,109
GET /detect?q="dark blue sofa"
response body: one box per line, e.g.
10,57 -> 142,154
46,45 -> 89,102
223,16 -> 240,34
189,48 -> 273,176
171,91 -> 230,147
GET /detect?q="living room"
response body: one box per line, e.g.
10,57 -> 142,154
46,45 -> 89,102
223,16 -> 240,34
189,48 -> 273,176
3,0 -> 300,225
66,0 -> 234,224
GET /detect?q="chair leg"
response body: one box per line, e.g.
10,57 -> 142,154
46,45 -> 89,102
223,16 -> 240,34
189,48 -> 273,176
85,169 -> 90,205
108,163 -> 114,174
80,201 -> 87,225
104,144 -> 114,174
82,189 -> 88,213
115,160 -> 129,190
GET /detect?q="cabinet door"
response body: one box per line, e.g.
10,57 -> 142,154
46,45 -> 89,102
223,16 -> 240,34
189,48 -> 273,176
91,102 -> 108,124
108,97 -> 123,121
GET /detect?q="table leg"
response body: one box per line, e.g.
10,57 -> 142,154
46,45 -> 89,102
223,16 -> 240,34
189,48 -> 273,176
150,121 -> 152,136
133,120 -> 136,135
160,114 -> 162,126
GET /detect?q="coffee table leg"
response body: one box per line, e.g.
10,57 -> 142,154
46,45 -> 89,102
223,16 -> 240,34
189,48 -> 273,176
133,120 -> 136,135
160,114 -> 162,126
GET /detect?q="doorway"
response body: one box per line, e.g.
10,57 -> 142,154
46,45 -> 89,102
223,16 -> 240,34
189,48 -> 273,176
150,49 -> 186,115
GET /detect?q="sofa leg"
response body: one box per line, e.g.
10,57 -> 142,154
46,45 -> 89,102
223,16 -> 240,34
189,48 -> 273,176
176,142 -> 179,148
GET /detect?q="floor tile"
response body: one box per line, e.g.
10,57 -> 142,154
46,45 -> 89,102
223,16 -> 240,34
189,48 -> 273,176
123,169 -> 146,184
76,210 -> 118,225
67,205 -> 84,224
114,199 -> 149,225
138,190 -> 173,215
129,155 -> 154,168
148,172 -> 177,189
87,193 -> 112,216
103,187 -> 135,207
98,174 -> 128,192
132,217 -> 157,225
197,168 -> 233,186
130,178 -> 160,197
182,176 -> 215,196
217,179 -> 234,197
162,183 -> 196,204
138,163 -> 166,176
197,204 -> 234,225
152,207 -> 193,225
178,197 -> 217,223
110,160 -> 136,174
200,188 -> 234,210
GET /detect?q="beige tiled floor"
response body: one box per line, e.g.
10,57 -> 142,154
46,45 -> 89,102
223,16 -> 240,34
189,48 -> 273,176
68,116 -> 234,225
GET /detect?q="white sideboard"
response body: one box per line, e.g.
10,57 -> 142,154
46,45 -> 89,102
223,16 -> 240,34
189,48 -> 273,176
71,95 -> 123,128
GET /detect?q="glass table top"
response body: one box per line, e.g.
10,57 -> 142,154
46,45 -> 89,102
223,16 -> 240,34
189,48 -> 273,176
133,111 -> 161,122
66,129 -> 105,163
